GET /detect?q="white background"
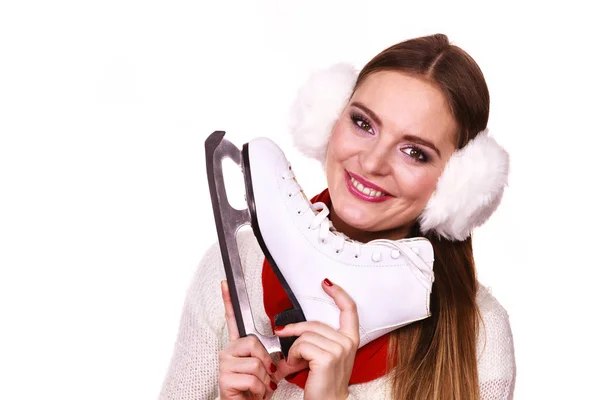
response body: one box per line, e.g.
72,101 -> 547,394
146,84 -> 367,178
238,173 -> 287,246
1,1 -> 598,399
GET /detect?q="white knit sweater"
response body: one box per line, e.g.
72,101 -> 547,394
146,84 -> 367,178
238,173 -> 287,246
159,230 -> 516,400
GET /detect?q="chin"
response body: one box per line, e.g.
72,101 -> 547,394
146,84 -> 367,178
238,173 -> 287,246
333,198 -> 382,231
334,192 -> 418,234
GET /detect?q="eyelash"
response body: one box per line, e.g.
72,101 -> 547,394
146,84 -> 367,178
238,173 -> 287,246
350,112 -> 374,134
349,112 -> 429,163
401,146 -> 429,163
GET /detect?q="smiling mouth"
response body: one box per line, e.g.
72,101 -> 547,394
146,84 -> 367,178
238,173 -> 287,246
345,171 -> 391,198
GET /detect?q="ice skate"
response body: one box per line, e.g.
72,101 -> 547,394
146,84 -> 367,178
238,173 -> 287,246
206,131 -> 435,357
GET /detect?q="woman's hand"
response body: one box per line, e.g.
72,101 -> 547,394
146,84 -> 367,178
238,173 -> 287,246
274,278 -> 360,400
218,281 -> 278,400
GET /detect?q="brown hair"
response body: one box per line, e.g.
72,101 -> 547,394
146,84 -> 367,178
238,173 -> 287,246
354,34 -> 488,399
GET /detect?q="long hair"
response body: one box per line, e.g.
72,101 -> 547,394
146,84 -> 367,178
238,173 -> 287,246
354,34 -> 488,399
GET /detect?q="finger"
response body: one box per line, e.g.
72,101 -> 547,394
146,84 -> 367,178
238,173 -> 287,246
279,331 -> 346,368
221,280 -> 240,341
287,339 -> 330,367
275,321 -> 349,346
274,356 -> 308,381
322,278 -> 359,341
226,335 -> 277,378
288,331 -> 343,355
222,373 -> 267,399
266,380 -> 278,398
221,356 -> 271,390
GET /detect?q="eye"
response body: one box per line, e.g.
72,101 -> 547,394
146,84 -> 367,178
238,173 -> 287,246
350,113 -> 374,135
401,146 -> 429,163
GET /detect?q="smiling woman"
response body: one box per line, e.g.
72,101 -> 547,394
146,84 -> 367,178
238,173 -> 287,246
287,35 -> 513,399
159,33 -> 515,400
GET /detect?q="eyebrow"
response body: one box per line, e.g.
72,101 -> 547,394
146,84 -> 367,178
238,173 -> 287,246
350,101 -> 383,127
349,101 -> 442,158
403,135 -> 441,158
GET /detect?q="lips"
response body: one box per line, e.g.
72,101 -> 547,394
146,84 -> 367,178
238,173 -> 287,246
345,171 -> 391,203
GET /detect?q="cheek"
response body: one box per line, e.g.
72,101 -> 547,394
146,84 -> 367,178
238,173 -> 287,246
329,120 -> 351,156
326,122 -> 341,187
394,167 -> 441,203
326,119 -> 356,168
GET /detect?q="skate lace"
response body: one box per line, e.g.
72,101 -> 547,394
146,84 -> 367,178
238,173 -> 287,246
282,165 -> 434,286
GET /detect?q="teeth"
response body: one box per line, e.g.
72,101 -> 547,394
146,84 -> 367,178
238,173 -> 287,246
349,176 -> 386,197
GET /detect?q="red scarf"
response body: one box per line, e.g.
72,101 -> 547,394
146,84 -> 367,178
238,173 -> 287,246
261,188 -> 390,388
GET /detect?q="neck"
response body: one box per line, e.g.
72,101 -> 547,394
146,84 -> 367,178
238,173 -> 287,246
330,207 -> 414,243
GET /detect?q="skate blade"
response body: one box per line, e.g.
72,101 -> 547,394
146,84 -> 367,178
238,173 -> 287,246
205,131 -> 282,356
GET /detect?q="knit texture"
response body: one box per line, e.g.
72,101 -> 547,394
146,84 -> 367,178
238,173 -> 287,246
159,230 -> 516,399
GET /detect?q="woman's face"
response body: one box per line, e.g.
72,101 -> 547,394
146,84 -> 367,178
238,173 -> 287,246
326,70 -> 458,239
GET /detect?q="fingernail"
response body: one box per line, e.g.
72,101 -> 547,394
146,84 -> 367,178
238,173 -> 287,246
324,278 -> 333,286
274,326 -> 284,332
270,363 -> 277,373
270,381 -> 277,391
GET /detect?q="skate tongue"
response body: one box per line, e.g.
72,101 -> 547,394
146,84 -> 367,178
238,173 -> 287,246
299,190 -> 311,206
298,187 -> 321,216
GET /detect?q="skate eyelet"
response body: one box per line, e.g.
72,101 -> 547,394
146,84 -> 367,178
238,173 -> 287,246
297,210 -> 301,214
354,255 -> 358,259
288,193 -> 292,198
335,249 -> 341,254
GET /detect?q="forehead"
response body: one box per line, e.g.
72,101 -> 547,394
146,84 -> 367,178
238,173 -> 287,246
352,70 -> 457,151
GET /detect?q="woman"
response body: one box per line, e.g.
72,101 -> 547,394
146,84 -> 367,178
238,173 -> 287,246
160,33 -> 516,400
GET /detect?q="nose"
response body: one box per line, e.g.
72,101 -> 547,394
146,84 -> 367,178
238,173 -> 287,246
359,137 -> 393,176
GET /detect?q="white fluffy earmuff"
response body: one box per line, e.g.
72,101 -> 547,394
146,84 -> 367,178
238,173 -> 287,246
288,63 -> 509,241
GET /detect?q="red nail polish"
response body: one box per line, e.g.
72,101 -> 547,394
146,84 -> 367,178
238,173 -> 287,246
270,363 -> 277,373
274,326 -> 284,332
324,278 -> 333,286
270,381 -> 277,391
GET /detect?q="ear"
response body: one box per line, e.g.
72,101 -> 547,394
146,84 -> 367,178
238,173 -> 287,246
289,63 -> 358,167
418,129 -> 510,241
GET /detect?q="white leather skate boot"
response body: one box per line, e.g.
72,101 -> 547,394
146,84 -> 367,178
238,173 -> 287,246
242,137 -> 435,354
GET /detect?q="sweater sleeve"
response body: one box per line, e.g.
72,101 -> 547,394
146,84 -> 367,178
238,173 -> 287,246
476,287 -> 517,400
159,240 -> 228,400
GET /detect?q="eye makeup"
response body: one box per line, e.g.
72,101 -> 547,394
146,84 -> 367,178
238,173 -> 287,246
350,111 -> 375,135
347,104 -> 436,164
400,146 -> 429,163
